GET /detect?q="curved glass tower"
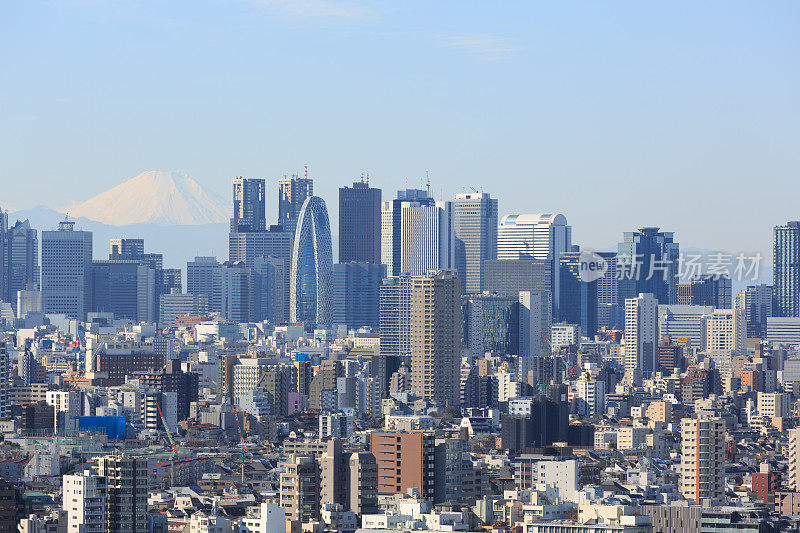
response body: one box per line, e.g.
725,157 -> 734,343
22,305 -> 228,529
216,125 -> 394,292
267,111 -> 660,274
290,196 -> 334,325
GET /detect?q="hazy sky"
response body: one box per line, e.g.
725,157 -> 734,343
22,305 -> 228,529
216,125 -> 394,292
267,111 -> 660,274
1,1 -> 798,257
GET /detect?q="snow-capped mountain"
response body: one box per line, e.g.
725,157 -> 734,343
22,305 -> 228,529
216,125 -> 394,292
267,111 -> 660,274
67,170 -> 227,226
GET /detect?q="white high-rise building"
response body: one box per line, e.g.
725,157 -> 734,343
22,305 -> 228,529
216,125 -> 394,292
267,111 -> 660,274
400,201 -> 454,277
498,214 -> 571,315
62,471 -> 107,533
573,374 -> 605,416
452,192 -> 498,295
701,309 -> 746,356
658,305 -> 715,349
518,290 -> 551,357
624,293 -> 659,375
41,220 -> 93,320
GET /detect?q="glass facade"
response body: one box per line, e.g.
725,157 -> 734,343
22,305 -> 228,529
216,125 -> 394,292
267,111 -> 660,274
290,196 -> 333,326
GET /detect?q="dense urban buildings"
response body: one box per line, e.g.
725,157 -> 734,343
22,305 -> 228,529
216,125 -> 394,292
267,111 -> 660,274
1,171 -> 798,533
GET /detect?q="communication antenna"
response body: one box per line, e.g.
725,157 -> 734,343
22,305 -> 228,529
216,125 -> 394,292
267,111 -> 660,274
304,165 -> 308,179
426,171 -> 431,196
366,171 -> 369,185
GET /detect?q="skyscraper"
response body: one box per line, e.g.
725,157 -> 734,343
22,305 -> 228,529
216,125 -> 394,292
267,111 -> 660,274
596,251 -> 619,330
187,256 -> 219,297
278,175 -> 313,233
410,270 -> 461,406
109,238 -> 144,258
680,417 -> 725,504
617,227 -> 679,306
559,251 -> 598,338
462,292 -> 519,360
6,219 -> 39,300
689,275 -> 732,308
735,284 -> 774,339
42,220 -> 93,319
498,214 -> 571,316
290,196 -> 334,325
91,260 -> 157,323
452,192 -> 498,294
774,221 -> 800,317
381,189 -> 435,276
212,261 -> 260,323
339,180 -> 381,264
379,275 -> 413,357
624,293 -> 658,376
231,177 -> 267,233
333,262 -> 385,330
399,201 -> 453,276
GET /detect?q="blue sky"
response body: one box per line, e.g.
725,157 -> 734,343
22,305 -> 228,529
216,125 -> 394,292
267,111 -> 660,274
1,1 -> 798,258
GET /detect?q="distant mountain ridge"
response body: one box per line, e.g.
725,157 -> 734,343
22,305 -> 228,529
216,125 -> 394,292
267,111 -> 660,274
65,170 -> 227,226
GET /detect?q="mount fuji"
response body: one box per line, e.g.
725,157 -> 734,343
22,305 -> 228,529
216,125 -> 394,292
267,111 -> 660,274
66,170 -> 227,226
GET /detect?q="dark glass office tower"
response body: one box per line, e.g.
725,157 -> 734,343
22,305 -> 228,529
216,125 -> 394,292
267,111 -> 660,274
616,227 -> 679,307
774,221 -> 800,317
231,178 -> 266,233
559,251 -> 598,338
339,180 -> 381,264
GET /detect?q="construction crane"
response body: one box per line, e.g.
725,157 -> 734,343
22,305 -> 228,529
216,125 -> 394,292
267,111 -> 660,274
157,402 -> 177,488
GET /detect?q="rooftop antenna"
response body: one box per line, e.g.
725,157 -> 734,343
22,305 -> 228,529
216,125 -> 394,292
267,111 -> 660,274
360,171 -> 365,184
304,165 -> 308,179
426,171 -> 431,196
366,171 -> 369,185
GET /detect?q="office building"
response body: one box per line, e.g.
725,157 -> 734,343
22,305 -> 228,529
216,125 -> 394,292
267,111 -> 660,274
658,305 -> 715,350
290,196 -> 333,325
498,213 -> 571,315
410,270 -> 461,406
701,309 -> 746,356
680,417 -> 725,504
735,284 -> 774,339
5,219 -> 39,302
91,260 -> 157,323
379,275 -> 413,357
399,200 -> 453,277
339,180 -> 381,264
559,251 -> 598,338
333,262 -> 385,330
109,238 -> 144,258
689,275 -> 732,308
231,177 -> 266,233
518,290 -> 551,358
254,255 -> 287,324
187,257 -> 218,297
370,431 -> 435,498
42,220 -> 93,319
774,221 -> 800,317
596,251 -> 619,330
624,293 -> 659,375
452,192 -> 498,294
97,454 -> 148,533
617,227 -> 679,306
212,261 -> 261,323
462,292 -> 519,359
484,259 -> 550,297
381,189 -> 435,276
278,175 -> 313,234
766,317 -> 800,345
